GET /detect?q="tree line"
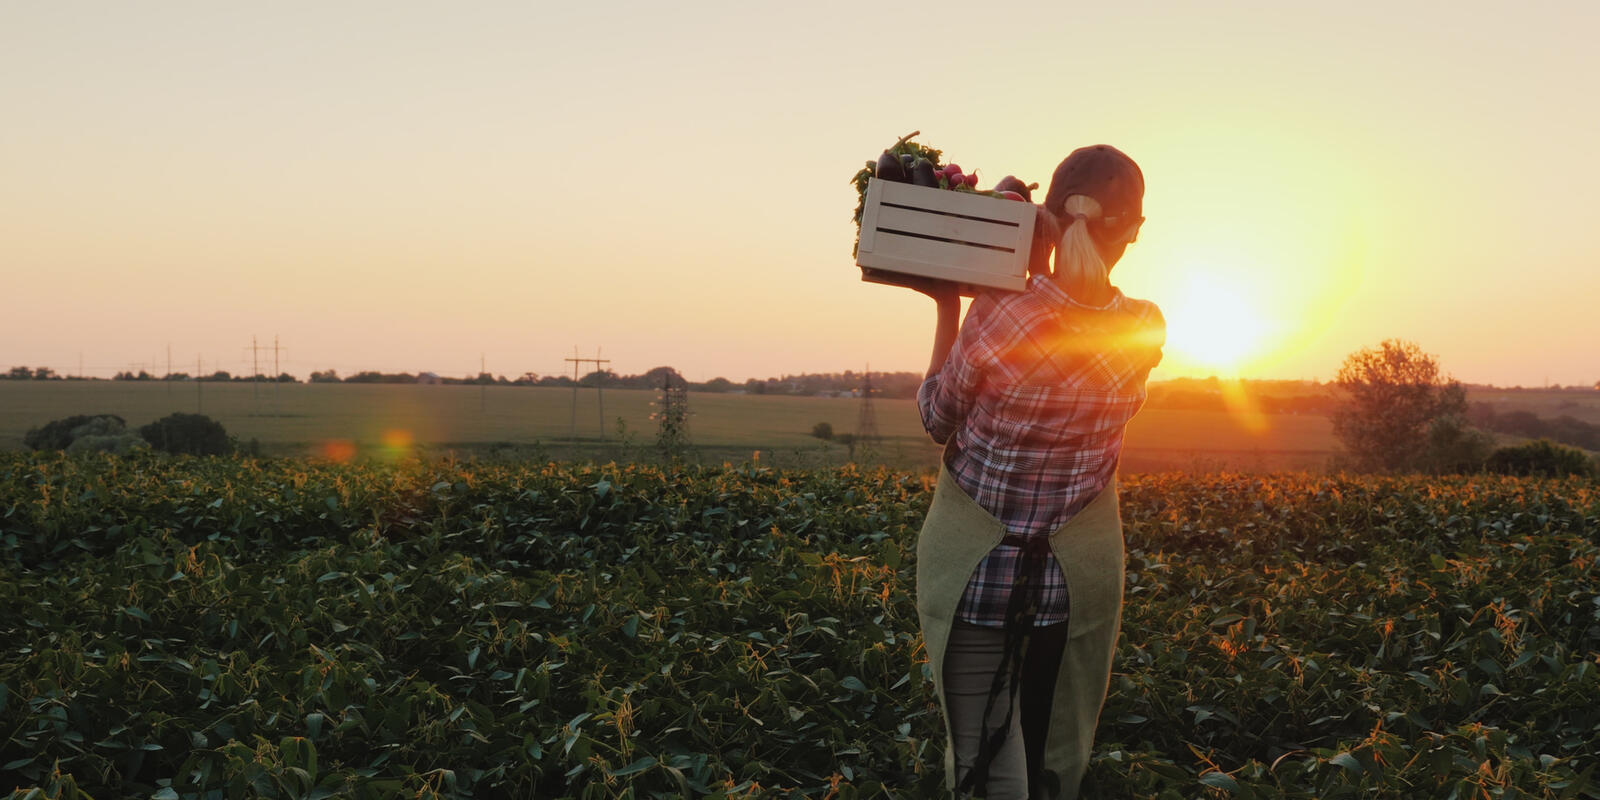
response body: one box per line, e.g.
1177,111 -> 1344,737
1331,339 -> 1598,477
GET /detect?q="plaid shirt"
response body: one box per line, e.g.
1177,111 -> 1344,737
918,276 -> 1164,627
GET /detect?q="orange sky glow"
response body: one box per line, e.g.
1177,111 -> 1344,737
3,1 -> 1597,386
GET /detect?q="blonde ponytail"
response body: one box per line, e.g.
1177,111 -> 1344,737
1054,194 -> 1107,292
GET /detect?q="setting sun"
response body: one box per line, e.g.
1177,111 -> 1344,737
1160,274 -> 1269,374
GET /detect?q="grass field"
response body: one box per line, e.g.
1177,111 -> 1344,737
0,381 -> 1340,471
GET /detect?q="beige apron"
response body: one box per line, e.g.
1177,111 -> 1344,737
915,466 -> 1125,800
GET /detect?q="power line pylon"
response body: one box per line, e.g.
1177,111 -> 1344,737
856,366 -> 880,447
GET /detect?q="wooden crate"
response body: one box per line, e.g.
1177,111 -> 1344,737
855,178 -> 1036,293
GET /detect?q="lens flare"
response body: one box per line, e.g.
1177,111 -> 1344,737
380,429 -> 415,460
319,439 -> 356,462
1217,378 -> 1269,435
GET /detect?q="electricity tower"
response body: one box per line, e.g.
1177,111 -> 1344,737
856,366 -> 880,445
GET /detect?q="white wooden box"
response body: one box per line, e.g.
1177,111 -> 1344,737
855,178 -> 1035,293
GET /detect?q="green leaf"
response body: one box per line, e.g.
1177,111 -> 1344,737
1328,752 -> 1363,774
1199,771 -> 1240,792
609,757 -> 655,777
124,606 -> 153,623
840,676 -> 868,692
153,789 -> 180,800
621,615 -> 640,639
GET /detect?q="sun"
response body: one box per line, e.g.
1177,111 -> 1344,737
1161,275 -> 1268,374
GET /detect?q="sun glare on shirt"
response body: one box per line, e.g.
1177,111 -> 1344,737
1162,275 -> 1267,374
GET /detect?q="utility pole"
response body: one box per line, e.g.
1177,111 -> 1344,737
564,347 -> 611,440
196,354 -> 203,413
248,335 -> 262,405
273,335 -> 284,416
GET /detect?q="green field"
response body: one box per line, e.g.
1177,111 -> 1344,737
4,454 -> 1597,798
0,382 -> 1338,472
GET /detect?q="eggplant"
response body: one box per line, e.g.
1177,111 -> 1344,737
993,175 -> 1034,201
874,150 -> 906,182
910,158 -> 940,187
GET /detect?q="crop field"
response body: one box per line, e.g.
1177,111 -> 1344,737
1471,390 -> 1600,426
0,382 -> 1338,472
3,452 -> 1598,799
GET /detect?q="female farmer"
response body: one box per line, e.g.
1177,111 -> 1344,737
911,145 -> 1164,799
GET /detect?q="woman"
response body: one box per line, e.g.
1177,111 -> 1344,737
911,145 -> 1165,799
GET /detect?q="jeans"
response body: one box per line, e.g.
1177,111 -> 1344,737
943,619 -> 1070,799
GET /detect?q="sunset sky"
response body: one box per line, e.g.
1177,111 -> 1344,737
4,1 -> 1597,386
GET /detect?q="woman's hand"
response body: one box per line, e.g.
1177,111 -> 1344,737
900,275 -> 961,308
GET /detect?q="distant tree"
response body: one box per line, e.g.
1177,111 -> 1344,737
641,366 -> 686,389
5,366 -> 30,380
699,377 -> 735,393
24,414 -> 128,451
1419,412 -> 1496,474
578,369 -> 616,387
34,367 -> 59,380
139,413 -> 230,456
203,371 -> 232,382
1485,440 -> 1595,478
275,372 -> 298,383
309,369 -> 340,383
811,422 -> 834,441
1332,339 -> 1474,473
163,372 -> 191,381
345,371 -> 414,384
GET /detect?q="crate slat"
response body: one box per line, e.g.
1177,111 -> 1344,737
855,179 -> 1034,293
871,205 -> 1022,249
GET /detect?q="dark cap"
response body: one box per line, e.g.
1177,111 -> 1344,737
1043,145 -> 1144,227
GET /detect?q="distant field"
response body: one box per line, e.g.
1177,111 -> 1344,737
1469,387 -> 1600,424
0,381 -> 1340,470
